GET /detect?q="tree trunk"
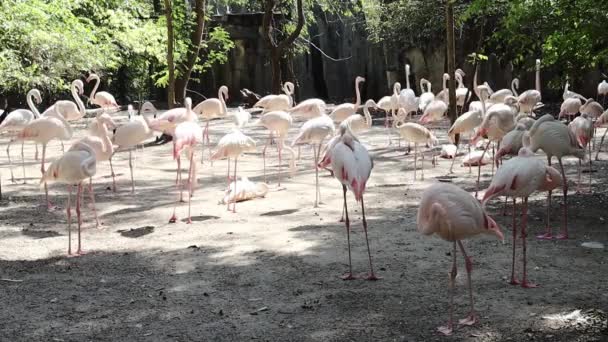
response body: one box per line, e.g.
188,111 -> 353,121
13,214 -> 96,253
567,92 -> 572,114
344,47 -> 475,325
175,0 -> 206,101
446,1 -> 457,126
262,0 -> 305,94
164,0 -> 176,108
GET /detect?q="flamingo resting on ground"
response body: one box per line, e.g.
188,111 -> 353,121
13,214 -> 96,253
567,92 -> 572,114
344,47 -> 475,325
482,147 -> 562,288
417,183 -> 504,336
41,141 -> 97,256
318,126 -> 378,281
211,129 -> 256,213
169,121 -> 203,223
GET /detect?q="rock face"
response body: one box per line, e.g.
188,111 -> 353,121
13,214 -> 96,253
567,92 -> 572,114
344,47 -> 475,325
192,12 -> 601,105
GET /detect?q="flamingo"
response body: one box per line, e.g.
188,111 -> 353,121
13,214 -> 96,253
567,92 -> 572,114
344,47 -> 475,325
211,129 -> 256,212
41,141 -> 97,256
482,147 -> 562,288
378,83 -> 401,144
447,109 -> 483,173
523,114 -> 586,240
562,80 -> 583,101
515,113 -> 536,130
419,98 -> 448,124
255,110 -> 296,186
221,176 -> 269,205
193,85 -> 229,163
42,79 -> 86,122
230,107 -> 251,128
0,89 -> 42,183
395,122 -> 438,181
568,113 -> 594,192
253,82 -> 294,112
287,98 -> 326,119
329,76 -> 365,122
398,65 -> 418,117
417,183 -> 503,336
594,109 -> 608,160
495,123 -> 527,164
418,78 -> 434,112
518,59 -> 542,115
598,79 -> 608,107
17,108 -> 73,208
292,107 -> 335,207
559,95 -> 585,122
435,73 -> 451,104
318,126 -> 378,281
87,73 -> 118,110
111,103 -> 156,193
489,78 -> 519,104
340,99 -> 375,134
454,73 -> 471,109
471,91 -> 517,195
169,120 -> 203,223
579,98 -> 604,119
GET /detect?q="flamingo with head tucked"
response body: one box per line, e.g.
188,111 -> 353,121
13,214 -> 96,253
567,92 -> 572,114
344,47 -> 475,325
417,182 -> 504,336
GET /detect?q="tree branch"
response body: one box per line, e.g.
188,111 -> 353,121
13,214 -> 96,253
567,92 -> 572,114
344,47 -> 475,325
276,0 -> 305,53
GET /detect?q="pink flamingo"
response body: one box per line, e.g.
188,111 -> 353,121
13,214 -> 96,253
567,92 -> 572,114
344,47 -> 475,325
111,103 -> 156,193
417,183 -> 504,336
559,95 -> 585,122
0,89 -> 42,183
87,73 -> 118,110
253,82 -> 294,112
568,113 -> 594,192
287,98 -> 326,119
523,114 -> 585,240
594,110 -> 608,160
193,85 -> 229,163
395,122 -> 438,181
517,59 -> 542,115
42,80 -> 86,122
482,147 -> 562,288
318,126 -> 378,281
255,110 -> 296,186
17,109 -> 73,208
41,141 -> 97,256
211,129 -> 256,213
447,109 -> 483,173
169,121 -> 202,223
292,108 -> 335,207
329,76 -> 365,123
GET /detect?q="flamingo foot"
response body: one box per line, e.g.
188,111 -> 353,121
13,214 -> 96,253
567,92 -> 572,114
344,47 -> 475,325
341,273 -> 357,280
76,249 -> 87,256
186,218 -> 192,224
458,312 -> 478,326
362,273 -> 381,281
437,324 -> 453,336
555,233 -> 569,240
179,198 -> 186,203
521,281 -> 539,289
509,277 -> 520,285
536,232 -> 554,240
168,215 -> 177,223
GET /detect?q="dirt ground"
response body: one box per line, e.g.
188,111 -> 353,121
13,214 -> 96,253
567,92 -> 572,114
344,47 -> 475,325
0,109 -> 606,342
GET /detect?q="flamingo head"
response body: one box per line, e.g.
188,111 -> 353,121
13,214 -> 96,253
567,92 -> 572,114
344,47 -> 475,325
484,214 -> 504,242
471,126 -> 488,145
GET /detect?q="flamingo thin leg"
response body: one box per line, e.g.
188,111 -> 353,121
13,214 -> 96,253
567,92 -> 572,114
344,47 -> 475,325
76,183 -> 85,255
88,178 -> 99,228
475,140 -> 492,198
186,150 -> 194,224
341,185 -> 355,280
7,140 -> 14,183
66,184 -> 73,255
556,159 -> 569,240
21,141 -> 26,183
361,196 -> 379,281
109,156 -> 117,192
521,197 -> 538,288
457,240 -> 478,326
232,157 -> 237,213
438,241 -> 457,336
510,198 -> 520,285
129,150 -> 135,194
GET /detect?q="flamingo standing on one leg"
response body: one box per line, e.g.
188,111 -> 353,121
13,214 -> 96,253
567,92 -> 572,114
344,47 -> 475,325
523,114 -> 586,240
318,126 -> 378,281
254,111 -> 296,186
417,183 -> 504,336
211,129 -> 256,213
292,107 -> 335,207
111,104 -> 156,193
0,89 -> 42,183
193,85 -> 229,164
169,121 -> 202,223
482,147 -> 562,288
41,141 -> 97,256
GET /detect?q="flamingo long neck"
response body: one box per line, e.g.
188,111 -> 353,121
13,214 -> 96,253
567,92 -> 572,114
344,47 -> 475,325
535,67 -> 541,93
354,79 -> 362,107
98,122 -> 112,155
363,104 -> 372,128
443,74 -> 449,92
219,87 -> 228,114
419,79 -> 425,93
393,82 -> 401,96
90,76 -> 100,102
456,73 -> 464,88
72,83 -> 86,117
473,67 -> 479,99
425,80 -> 432,93
405,65 -> 411,89
511,79 -> 519,97
27,91 -> 41,118
55,111 -> 74,139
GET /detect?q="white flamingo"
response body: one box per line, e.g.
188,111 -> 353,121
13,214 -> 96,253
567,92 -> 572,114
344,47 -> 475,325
255,110 -> 296,186
395,122 -> 438,181
87,73 -> 119,110
517,59 -> 542,115
253,82 -> 295,112
329,76 -> 365,123
193,85 -> 229,163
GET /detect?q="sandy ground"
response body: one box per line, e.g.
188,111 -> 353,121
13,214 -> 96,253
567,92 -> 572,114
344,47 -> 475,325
0,109 -> 607,341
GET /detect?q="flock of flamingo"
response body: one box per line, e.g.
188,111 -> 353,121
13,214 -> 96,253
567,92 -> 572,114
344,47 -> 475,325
1,62 -> 608,335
